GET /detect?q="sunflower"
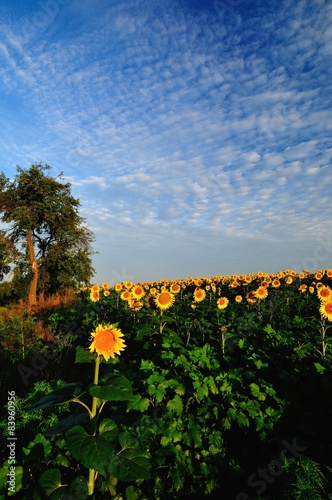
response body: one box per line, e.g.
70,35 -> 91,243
271,279 -> 281,288
260,280 -> 270,288
315,270 -> 324,280
170,283 -> 181,294
114,283 -> 123,292
91,285 -> 100,292
194,288 -> 206,302
129,299 -> 143,311
235,295 -> 243,303
255,286 -> 268,300
120,290 -> 131,301
101,282 -> 110,290
217,297 -> 229,309
89,324 -> 126,361
317,286 -> 332,302
124,281 -> 133,289
285,276 -> 293,285
90,290 -> 100,302
319,301 -> 332,321
155,291 -> 175,310
298,284 -> 307,293
131,285 -> 145,300
246,291 -> 257,304
326,269 -> 332,278
103,290 -> 110,297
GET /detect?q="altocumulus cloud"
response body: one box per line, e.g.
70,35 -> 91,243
0,0 -> 331,283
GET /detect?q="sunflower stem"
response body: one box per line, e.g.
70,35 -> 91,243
87,355 -> 101,496
321,319 -> 326,358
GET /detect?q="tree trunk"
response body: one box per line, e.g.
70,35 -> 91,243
27,229 -> 38,309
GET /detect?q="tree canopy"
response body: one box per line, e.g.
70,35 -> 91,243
0,163 -> 95,307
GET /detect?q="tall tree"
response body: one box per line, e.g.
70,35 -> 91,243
0,163 -> 95,308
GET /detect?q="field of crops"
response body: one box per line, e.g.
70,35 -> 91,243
1,268 -> 332,499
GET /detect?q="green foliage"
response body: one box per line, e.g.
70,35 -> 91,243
0,309 -> 42,361
0,231 -> 15,282
0,163 -> 95,303
0,380 -> 70,439
1,270 -> 332,498
89,373 -> 135,401
281,456 -> 329,499
0,281 -> 13,304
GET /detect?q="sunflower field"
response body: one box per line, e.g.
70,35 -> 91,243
1,269 -> 332,499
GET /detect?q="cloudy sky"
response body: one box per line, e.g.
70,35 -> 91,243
0,0 -> 331,284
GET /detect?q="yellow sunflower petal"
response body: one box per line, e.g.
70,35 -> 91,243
89,324 -> 126,361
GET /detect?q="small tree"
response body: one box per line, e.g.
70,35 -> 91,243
0,163 -> 95,308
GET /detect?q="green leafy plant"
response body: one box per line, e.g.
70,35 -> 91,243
281,455 -> 328,499
23,323 -> 151,498
1,269 -> 332,498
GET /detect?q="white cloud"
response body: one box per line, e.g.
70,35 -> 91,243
0,0 -> 331,282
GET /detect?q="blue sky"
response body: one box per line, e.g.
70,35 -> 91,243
0,0 -> 332,284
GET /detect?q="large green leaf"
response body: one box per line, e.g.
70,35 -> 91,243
126,395 -> 151,412
125,485 -> 146,500
115,448 -> 151,481
89,374 -> 134,401
166,395 -> 183,416
23,433 -> 52,459
67,476 -> 88,499
28,383 -> 84,412
183,415 -> 202,448
99,418 -> 119,442
111,433 -> 151,481
314,362 -> 326,374
39,470 -> 88,500
249,382 -> 266,401
66,426 -> 114,477
162,328 -> 183,344
44,412 -> 89,437
39,469 -> 67,499
194,381 -> 209,401
235,412 -> 250,427
75,346 -> 96,364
